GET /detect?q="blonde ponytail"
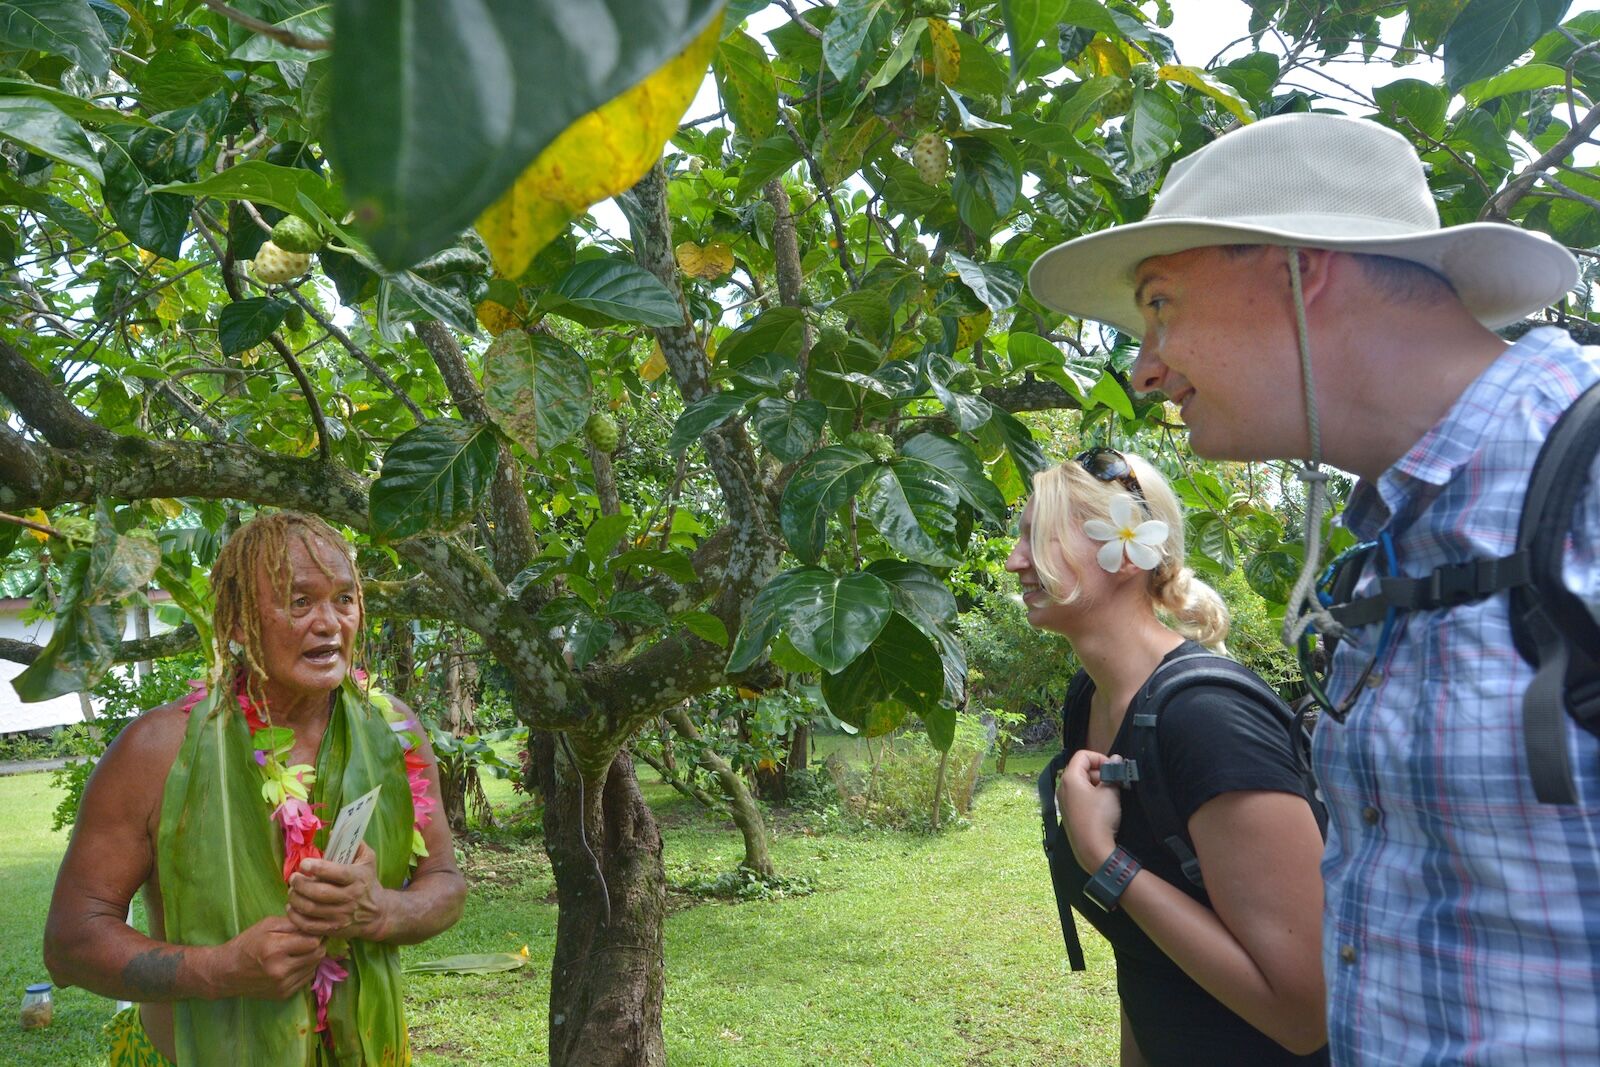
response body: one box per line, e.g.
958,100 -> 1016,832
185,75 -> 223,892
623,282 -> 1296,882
1151,561 -> 1231,653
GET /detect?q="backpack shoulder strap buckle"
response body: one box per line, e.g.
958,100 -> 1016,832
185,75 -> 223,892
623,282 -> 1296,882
1099,760 -> 1140,786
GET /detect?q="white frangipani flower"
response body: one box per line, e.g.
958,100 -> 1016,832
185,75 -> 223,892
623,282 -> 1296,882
1082,495 -> 1169,573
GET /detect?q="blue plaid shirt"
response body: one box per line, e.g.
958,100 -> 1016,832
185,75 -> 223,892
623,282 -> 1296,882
1315,327 -> 1600,1066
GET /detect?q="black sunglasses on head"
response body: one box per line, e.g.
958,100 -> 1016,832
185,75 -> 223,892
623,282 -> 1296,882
1075,447 -> 1145,501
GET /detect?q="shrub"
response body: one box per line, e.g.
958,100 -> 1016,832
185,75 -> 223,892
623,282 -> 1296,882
827,714 -> 989,832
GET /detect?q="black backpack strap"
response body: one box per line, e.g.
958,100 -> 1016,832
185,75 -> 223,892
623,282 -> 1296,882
1123,652 -> 1310,891
1515,378 -> 1600,804
1039,751 -> 1086,971
1039,671 -> 1095,970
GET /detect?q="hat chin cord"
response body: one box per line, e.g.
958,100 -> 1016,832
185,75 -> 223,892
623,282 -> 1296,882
1280,247 -> 1350,650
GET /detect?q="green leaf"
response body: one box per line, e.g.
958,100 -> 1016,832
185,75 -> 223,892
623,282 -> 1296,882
218,298 -> 289,356
151,161 -> 345,219
1187,512 -> 1235,575
780,570 -> 894,673
0,97 -> 101,181
102,102 -> 225,258
952,136 -> 1020,234
85,525 -> 158,603
1000,0 -> 1066,77
676,610 -> 728,648
133,37 -> 225,112
901,433 -> 1007,521
610,548 -> 697,585
231,4 -> 331,62
606,589 -> 665,627
370,419 -> 500,540
819,613 -> 942,737
668,391 -> 750,454
993,410 -> 1049,479
480,329 -> 593,456
546,259 -> 683,327
0,76 -> 153,127
923,704 -> 957,752
734,134 -> 804,200
750,397 -> 827,463
153,560 -> 213,663
1087,371 -> 1135,420
866,558 -> 966,704
328,0 -> 724,267
11,551 -> 121,703
822,0 -> 891,82
1373,78 -> 1448,139
779,446 -> 879,563
585,512 -> 631,564
1442,0 -> 1567,90
728,567 -> 828,673
1245,548 -> 1302,605
945,251 -> 1023,313
1154,63 -> 1255,123
1461,62 -> 1568,105
715,29 -> 778,141
860,459 -> 963,566
569,613 -> 615,668
1126,86 -> 1181,172
716,306 -> 807,369
0,0 -> 111,77
947,24 -> 1008,98
853,16 -> 925,106
827,290 -> 894,342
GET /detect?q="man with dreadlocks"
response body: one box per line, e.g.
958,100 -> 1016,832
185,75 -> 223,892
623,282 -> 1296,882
44,511 -> 466,1065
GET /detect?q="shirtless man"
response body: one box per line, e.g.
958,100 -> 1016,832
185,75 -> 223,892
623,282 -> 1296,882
44,511 -> 466,1064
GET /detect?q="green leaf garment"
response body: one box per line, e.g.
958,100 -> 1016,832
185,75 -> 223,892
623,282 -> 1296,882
157,678 -> 415,1065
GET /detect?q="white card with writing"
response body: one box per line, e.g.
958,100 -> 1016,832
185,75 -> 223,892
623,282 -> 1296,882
322,785 -> 382,866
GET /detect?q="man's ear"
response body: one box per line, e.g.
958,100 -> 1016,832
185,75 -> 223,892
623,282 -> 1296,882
1281,247 -> 1339,307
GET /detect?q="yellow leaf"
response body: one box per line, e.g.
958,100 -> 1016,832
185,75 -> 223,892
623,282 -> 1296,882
1156,64 -> 1256,124
22,508 -> 50,543
150,498 -> 185,520
926,19 -> 960,84
476,298 -> 522,337
955,309 -> 991,349
888,332 -> 921,361
1085,39 -> 1132,78
737,687 -> 761,701
640,340 -> 669,382
239,346 -> 260,367
477,14 -> 725,277
675,241 -> 734,280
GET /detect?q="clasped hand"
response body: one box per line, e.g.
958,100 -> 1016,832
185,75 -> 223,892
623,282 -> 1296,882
1056,749 -> 1126,872
286,842 -> 386,941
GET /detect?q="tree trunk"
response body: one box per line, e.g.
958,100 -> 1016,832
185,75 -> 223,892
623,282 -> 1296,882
787,722 -> 809,773
666,706 -> 775,879
538,730 -> 666,1067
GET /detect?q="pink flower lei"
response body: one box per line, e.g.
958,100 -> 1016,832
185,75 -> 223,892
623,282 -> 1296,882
180,674 -> 433,1043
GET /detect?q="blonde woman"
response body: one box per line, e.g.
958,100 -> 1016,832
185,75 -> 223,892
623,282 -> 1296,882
1011,450 -> 1327,1066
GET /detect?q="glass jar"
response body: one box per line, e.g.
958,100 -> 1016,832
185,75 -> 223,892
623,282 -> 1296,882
19,983 -> 51,1030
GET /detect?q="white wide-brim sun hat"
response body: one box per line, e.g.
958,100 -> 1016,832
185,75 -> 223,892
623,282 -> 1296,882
1027,112 -> 1579,339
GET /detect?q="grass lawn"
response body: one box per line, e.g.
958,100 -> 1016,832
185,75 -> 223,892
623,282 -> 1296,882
2,746 -> 1118,1066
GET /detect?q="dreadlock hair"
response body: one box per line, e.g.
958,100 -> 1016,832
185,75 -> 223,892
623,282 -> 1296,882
208,510 -> 366,710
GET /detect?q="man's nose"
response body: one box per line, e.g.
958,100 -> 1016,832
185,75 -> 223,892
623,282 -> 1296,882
309,601 -> 340,630
1130,341 -> 1168,396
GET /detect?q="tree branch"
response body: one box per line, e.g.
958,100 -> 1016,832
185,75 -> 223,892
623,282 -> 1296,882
1484,101 -> 1600,220
0,623 -> 199,668
265,333 -> 331,461
289,287 -> 424,421
200,0 -> 329,51
0,336 -> 117,450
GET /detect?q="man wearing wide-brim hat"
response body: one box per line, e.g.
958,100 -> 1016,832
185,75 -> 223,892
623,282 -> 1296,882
1030,112 -> 1600,1066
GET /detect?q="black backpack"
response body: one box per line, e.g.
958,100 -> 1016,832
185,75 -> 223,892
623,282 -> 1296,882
1038,651 -> 1325,971
1314,379 -> 1600,805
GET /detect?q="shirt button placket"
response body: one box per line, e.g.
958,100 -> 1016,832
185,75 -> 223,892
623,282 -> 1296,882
1362,805 -> 1380,826
1339,943 -> 1358,965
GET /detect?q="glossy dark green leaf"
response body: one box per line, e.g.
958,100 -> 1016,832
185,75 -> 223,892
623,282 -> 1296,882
610,548 -> 697,585
779,445 -> 879,563
901,433 -> 1006,521
866,558 -> 965,704
546,259 -> 683,327
0,97 -> 101,180
152,160 -> 345,219
952,136 -> 1020,234
569,613 -> 616,668
1245,548 -> 1302,606
668,391 -> 751,454
100,96 -> 229,258
750,397 -> 827,463
481,329 -> 592,456
370,418 -> 499,540
606,589 -> 666,627
944,251 -> 1023,313
728,567 -> 829,673
218,298 -> 289,355
0,0 -> 111,77
0,75 -> 150,127
860,459 -> 963,566
780,569 -> 894,672
819,613 -> 942,737
585,512 -> 631,563
828,290 -> 893,341
992,410 -> 1049,479
1442,0 -> 1567,90
132,37 -> 224,112
1187,512 -> 1235,576
328,0 -> 724,267
922,704 -> 957,752
1126,86 -> 1181,172
717,306 -> 807,368
715,29 -> 778,141
231,5 -> 331,62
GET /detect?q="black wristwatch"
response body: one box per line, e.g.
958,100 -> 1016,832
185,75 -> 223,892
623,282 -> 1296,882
1083,846 -> 1141,912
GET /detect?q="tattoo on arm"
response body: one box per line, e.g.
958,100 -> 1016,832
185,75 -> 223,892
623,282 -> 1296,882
121,947 -> 183,999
